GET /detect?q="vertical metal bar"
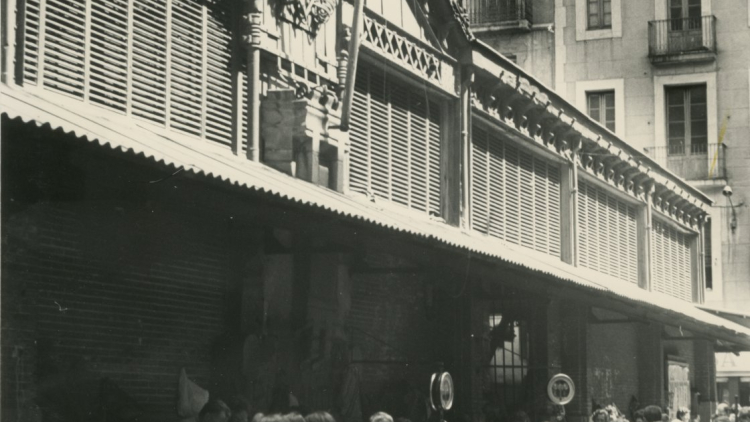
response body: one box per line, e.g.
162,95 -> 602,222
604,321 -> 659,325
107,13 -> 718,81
125,0 -> 134,116
200,4 -> 208,139
165,0 -> 173,129
339,0 -> 365,131
246,11 -> 262,161
230,0 -> 244,156
83,0 -> 92,101
2,0 -> 18,84
36,0 -> 46,86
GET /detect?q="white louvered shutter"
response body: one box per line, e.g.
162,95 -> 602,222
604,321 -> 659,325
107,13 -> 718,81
132,0 -> 168,124
651,220 -> 694,301
349,67 -> 443,216
470,124 -> 561,257
577,181 -> 638,284
19,0 -> 236,148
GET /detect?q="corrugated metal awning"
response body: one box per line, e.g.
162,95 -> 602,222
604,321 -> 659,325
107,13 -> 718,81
3,84 -> 749,348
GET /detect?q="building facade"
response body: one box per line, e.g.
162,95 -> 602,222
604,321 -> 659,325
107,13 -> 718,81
469,0 -> 750,313
2,1 -> 750,422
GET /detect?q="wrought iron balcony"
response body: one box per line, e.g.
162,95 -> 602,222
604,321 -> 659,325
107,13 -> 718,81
644,143 -> 726,181
467,0 -> 532,31
649,16 -> 716,65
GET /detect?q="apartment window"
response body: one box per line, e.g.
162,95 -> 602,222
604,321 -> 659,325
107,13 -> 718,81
666,85 -> 707,155
670,0 -> 702,30
587,91 -> 616,132
588,0 -> 612,29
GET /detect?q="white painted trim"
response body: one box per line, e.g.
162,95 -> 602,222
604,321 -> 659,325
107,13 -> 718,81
575,0 -> 622,41
575,78 -> 626,138
653,72 -> 718,157
655,0 -> 712,20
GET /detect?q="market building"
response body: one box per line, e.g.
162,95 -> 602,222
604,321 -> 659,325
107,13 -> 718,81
2,1 -> 750,422
468,0 -> 750,417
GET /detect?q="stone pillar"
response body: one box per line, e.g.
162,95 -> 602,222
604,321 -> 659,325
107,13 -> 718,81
693,339 -> 717,421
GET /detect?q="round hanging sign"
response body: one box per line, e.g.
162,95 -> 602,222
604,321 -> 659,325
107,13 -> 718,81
547,374 -> 575,405
429,371 -> 454,411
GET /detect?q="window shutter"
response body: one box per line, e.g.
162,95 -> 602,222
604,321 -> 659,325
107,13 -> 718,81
132,0 -> 168,124
42,0 -> 87,97
349,67 -> 443,216
577,180 -> 638,283
19,0 -> 236,148
90,0 -> 129,112
651,221 -> 693,301
204,6 -> 233,146
470,124 -> 561,257
21,0 -> 42,85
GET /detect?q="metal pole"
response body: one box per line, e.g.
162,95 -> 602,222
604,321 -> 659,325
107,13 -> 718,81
338,0 -> 365,132
246,11 -> 262,161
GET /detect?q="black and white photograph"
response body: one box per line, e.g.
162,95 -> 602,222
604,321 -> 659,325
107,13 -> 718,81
1,0 -> 749,421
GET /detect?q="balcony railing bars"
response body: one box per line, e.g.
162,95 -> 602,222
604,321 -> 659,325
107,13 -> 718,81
467,0 -> 532,26
644,143 -> 726,180
666,142 -> 710,156
649,15 -> 716,57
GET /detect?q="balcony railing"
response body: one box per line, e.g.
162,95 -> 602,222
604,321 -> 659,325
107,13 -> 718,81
644,143 -> 726,181
649,16 -> 716,65
467,0 -> 532,28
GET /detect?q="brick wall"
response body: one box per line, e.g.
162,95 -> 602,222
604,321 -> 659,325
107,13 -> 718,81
587,323 -> 639,414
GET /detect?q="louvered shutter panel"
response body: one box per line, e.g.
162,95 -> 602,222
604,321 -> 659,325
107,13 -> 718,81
170,0 -> 204,137
19,0 -> 237,148
349,67 -> 443,216
651,220 -> 694,301
204,7 -> 233,146
577,181 -> 638,284
90,0 -> 129,112
43,0 -> 86,97
470,126 -> 489,234
22,0 -> 42,85
470,124 -> 561,257
132,0 -> 168,124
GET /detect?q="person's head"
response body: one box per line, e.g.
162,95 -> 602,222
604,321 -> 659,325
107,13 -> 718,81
644,406 -> 664,422
717,404 -> 731,417
305,412 -> 336,422
677,408 -> 690,422
593,409 -> 611,422
370,412 -> 393,422
634,409 -> 647,422
200,399 -> 232,422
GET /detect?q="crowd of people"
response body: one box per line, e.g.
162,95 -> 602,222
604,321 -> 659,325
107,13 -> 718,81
191,399 -> 750,422
195,405 -> 408,422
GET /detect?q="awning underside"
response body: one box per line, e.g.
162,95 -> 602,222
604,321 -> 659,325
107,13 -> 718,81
3,84 -> 749,349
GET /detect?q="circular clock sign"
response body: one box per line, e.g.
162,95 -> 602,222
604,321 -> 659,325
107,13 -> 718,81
429,371 -> 454,411
547,374 -> 575,405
